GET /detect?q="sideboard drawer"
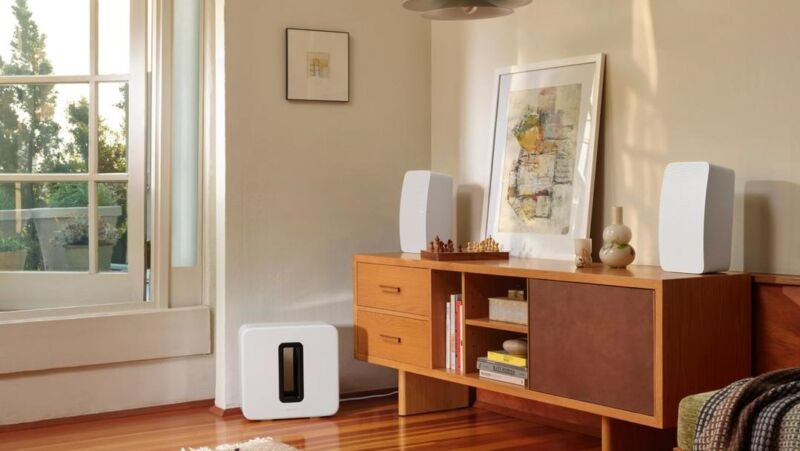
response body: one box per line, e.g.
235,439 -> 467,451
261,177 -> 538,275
356,310 -> 430,368
356,263 -> 430,316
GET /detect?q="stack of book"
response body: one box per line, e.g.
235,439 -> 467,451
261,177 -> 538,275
477,350 -> 527,386
445,294 -> 464,372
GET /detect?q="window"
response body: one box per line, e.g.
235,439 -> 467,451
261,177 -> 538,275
0,0 -> 213,374
0,0 -> 147,310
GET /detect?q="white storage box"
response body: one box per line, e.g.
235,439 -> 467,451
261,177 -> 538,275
489,297 -> 528,325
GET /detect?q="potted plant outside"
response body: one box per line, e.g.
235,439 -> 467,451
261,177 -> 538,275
51,219 -> 121,271
29,184 -> 122,271
0,235 -> 28,271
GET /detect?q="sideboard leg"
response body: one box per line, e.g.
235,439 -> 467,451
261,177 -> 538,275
601,417 -> 676,451
398,370 -> 470,416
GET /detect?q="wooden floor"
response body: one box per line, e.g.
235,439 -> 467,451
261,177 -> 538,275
0,396 -> 601,450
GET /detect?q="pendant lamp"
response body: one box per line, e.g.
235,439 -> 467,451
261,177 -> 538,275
402,0 -> 533,20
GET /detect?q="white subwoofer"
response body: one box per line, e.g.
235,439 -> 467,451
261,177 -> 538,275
399,170 -> 454,253
239,322 -> 339,420
658,162 -> 735,274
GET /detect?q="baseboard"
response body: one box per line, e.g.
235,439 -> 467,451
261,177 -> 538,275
0,399 -> 214,432
474,389 -> 602,437
209,387 -> 399,417
208,405 -> 242,418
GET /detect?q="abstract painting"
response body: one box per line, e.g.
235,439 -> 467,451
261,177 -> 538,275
307,52 -> 330,79
485,55 -> 605,259
499,84 -> 581,235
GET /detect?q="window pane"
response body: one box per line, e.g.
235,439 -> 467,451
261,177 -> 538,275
0,182 -> 88,271
98,182 -> 126,272
98,0 -> 130,74
171,0 -> 201,266
0,84 -> 89,173
98,82 -> 128,173
0,0 -> 90,76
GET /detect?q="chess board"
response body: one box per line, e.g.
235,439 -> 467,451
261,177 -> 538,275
420,251 -> 510,261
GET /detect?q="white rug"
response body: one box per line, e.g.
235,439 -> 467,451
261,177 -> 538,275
183,437 -> 298,451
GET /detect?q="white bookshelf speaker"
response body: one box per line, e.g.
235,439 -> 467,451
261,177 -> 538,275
399,170 -> 453,253
239,322 -> 339,420
658,162 -> 735,274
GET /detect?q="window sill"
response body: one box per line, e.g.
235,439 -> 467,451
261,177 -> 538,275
0,306 -> 211,374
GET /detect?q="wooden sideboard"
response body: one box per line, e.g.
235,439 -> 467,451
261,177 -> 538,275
353,253 -> 752,450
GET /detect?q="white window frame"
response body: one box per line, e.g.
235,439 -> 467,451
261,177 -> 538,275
0,0 -> 217,372
0,0 -> 147,312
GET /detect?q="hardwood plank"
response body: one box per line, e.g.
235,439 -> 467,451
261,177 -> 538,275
0,397 -> 600,451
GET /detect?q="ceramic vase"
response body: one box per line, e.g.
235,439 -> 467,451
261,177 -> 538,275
599,207 -> 636,269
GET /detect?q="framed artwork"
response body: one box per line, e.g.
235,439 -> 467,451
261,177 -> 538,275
286,28 -> 350,102
483,54 -> 605,260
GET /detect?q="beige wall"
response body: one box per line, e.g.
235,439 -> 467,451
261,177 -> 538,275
432,0 -> 800,274
220,0 -> 431,406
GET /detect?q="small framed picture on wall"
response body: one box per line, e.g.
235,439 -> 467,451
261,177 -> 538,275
286,28 -> 350,102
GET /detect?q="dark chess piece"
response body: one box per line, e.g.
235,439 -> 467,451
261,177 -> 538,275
447,240 -> 454,252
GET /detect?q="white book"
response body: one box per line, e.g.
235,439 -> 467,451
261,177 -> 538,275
449,295 -> 456,370
458,294 -> 465,372
445,301 -> 451,370
479,369 -> 526,386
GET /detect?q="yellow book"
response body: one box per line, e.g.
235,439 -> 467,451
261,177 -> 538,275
486,351 -> 527,368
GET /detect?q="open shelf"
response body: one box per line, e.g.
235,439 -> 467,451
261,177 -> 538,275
465,317 -> 528,334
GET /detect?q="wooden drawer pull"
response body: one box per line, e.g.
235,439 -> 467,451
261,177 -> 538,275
379,285 -> 402,294
379,334 -> 402,343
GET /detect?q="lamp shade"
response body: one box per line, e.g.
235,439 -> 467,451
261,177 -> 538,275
402,0 -> 532,20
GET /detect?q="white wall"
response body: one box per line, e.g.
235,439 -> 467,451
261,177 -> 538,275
218,0 -> 431,406
432,0 -> 800,274
0,356 -> 214,425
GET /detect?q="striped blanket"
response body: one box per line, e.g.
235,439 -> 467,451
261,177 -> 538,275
694,368 -> 800,451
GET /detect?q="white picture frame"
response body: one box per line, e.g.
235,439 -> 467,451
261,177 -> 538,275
286,28 -> 350,102
483,54 -> 605,260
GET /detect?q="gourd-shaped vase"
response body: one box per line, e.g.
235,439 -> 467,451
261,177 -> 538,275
599,207 -> 636,269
